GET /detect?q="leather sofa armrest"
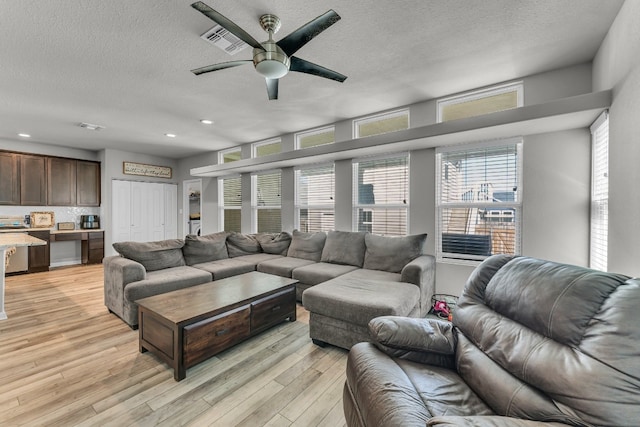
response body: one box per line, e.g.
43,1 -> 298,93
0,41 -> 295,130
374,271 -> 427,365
400,254 -> 436,316
103,255 -> 146,320
427,415 -> 573,426
368,316 -> 456,368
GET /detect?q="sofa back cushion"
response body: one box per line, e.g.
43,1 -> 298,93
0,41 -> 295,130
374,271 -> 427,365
226,232 -> 262,257
363,233 -> 427,273
454,255 -> 640,426
256,232 -> 292,255
182,232 -> 229,265
321,230 -> 367,267
287,230 -> 326,262
112,239 -> 185,272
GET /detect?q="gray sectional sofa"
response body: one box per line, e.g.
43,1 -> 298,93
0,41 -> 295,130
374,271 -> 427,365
104,230 -> 436,340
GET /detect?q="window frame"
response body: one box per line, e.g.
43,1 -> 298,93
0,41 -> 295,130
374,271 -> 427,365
251,169 -> 282,233
294,125 -> 335,150
218,175 -> 242,232
353,108 -> 410,139
436,81 -> 524,123
218,147 -> 242,164
352,152 -> 410,237
294,163 -> 336,233
252,138 -> 281,158
435,138 -> 523,265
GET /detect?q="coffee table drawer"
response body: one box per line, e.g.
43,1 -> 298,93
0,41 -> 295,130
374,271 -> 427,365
183,305 -> 250,367
251,288 -> 296,333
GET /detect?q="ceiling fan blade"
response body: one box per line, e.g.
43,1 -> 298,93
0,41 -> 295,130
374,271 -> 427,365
289,56 -> 347,82
277,10 -> 341,57
266,78 -> 278,100
191,60 -> 252,76
191,2 -> 264,50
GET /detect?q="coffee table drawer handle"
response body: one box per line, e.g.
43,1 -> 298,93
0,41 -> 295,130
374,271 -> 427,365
215,329 -> 230,336
271,305 -> 281,312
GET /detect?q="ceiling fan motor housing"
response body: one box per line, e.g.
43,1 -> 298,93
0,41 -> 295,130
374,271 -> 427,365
253,41 -> 290,79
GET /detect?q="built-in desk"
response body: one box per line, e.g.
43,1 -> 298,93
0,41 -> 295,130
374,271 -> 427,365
50,229 -> 104,265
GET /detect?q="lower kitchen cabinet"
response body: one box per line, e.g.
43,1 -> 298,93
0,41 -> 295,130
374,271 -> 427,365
28,230 -> 50,273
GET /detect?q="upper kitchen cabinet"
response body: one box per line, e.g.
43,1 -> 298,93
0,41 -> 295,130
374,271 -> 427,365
0,152 -> 20,205
47,157 -> 76,206
20,154 -> 47,206
76,160 -> 101,206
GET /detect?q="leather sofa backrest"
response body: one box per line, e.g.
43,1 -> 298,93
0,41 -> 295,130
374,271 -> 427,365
453,255 -> 640,427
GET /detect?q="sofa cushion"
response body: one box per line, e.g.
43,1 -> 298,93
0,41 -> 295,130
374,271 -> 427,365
256,232 -> 292,255
363,233 -> 428,273
124,265 -> 212,303
340,268 -> 402,283
113,239 -> 185,272
320,230 -> 367,267
192,258 -> 256,280
257,256 -> 317,278
286,230 -> 326,262
292,262 -> 358,286
302,277 -> 419,326
227,232 -> 262,257
232,253 -> 283,266
182,232 -> 229,266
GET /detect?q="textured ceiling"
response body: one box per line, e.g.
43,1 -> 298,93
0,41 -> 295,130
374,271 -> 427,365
0,0 -> 624,159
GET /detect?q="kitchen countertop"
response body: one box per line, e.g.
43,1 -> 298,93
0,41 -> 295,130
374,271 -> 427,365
0,228 -> 104,234
0,233 -> 48,249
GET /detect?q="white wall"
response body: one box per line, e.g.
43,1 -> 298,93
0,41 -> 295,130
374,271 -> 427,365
593,0 -> 640,277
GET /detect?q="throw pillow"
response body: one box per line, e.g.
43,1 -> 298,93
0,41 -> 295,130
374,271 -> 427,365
256,232 -> 292,255
182,232 -> 229,265
320,230 -> 367,267
286,230 -> 327,262
363,233 -> 428,273
113,239 -> 185,272
226,232 -> 262,257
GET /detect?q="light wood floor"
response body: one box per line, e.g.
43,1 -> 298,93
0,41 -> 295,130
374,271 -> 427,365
0,265 -> 348,427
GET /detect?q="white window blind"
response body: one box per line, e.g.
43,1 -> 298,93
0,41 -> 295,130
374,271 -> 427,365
219,176 -> 241,232
295,164 -> 335,232
295,126 -> 335,149
353,154 -> 408,236
354,109 -> 409,138
590,111 -> 609,271
253,171 -> 281,233
436,139 -> 522,263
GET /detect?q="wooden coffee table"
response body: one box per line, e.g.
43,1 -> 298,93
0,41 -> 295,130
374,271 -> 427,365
136,271 -> 298,381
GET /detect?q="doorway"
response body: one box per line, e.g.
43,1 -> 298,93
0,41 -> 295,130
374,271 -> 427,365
183,179 -> 202,236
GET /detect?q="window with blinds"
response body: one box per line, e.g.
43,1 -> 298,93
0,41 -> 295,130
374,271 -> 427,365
353,154 -> 409,236
295,164 -> 335,232
354,109 -> 409,138
219,147 -> 241,163
436,139 -> 522,263
590,111 -> 608,271
437,82 -> 523,123
219,176 -> 241,232
295,126 -> 335,149
252,139 -> 281,157
252,171 -> 281,233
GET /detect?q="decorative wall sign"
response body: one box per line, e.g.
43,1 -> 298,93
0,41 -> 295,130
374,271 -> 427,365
123,162 -> 172,178
30,211 -> 55,228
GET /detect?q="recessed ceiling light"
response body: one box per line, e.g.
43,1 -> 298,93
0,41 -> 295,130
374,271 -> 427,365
165,133 -> 177,138
200,119 -> 214,125
18,133 -> 31,138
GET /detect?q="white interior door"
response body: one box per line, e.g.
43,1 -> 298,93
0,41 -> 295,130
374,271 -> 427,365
112,180 -> 132,244
148,183 -> 165,241
130,181 -> 148,242
164,183 -> 178,239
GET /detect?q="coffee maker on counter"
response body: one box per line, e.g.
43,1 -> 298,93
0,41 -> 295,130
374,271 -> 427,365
80,215 -> 100,229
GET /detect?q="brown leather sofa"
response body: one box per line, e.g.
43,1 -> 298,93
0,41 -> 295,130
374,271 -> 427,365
344,255 -> 640,426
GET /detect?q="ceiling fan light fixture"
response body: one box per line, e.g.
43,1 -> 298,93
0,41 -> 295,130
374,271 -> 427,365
255,60 -> 288,79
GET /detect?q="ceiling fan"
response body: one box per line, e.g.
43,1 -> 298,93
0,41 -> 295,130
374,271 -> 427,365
190,1 -> 347,100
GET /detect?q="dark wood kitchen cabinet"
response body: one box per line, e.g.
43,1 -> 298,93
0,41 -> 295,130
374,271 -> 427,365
47,157 -> 76,206
76,160 -> 101,206
0,152 -> 20,205
28,230 -> 50,273
20,154 -> 47,205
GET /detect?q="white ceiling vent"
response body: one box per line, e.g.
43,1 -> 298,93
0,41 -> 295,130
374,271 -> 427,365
201,24 -> 249,56
79,122 -> 105,131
